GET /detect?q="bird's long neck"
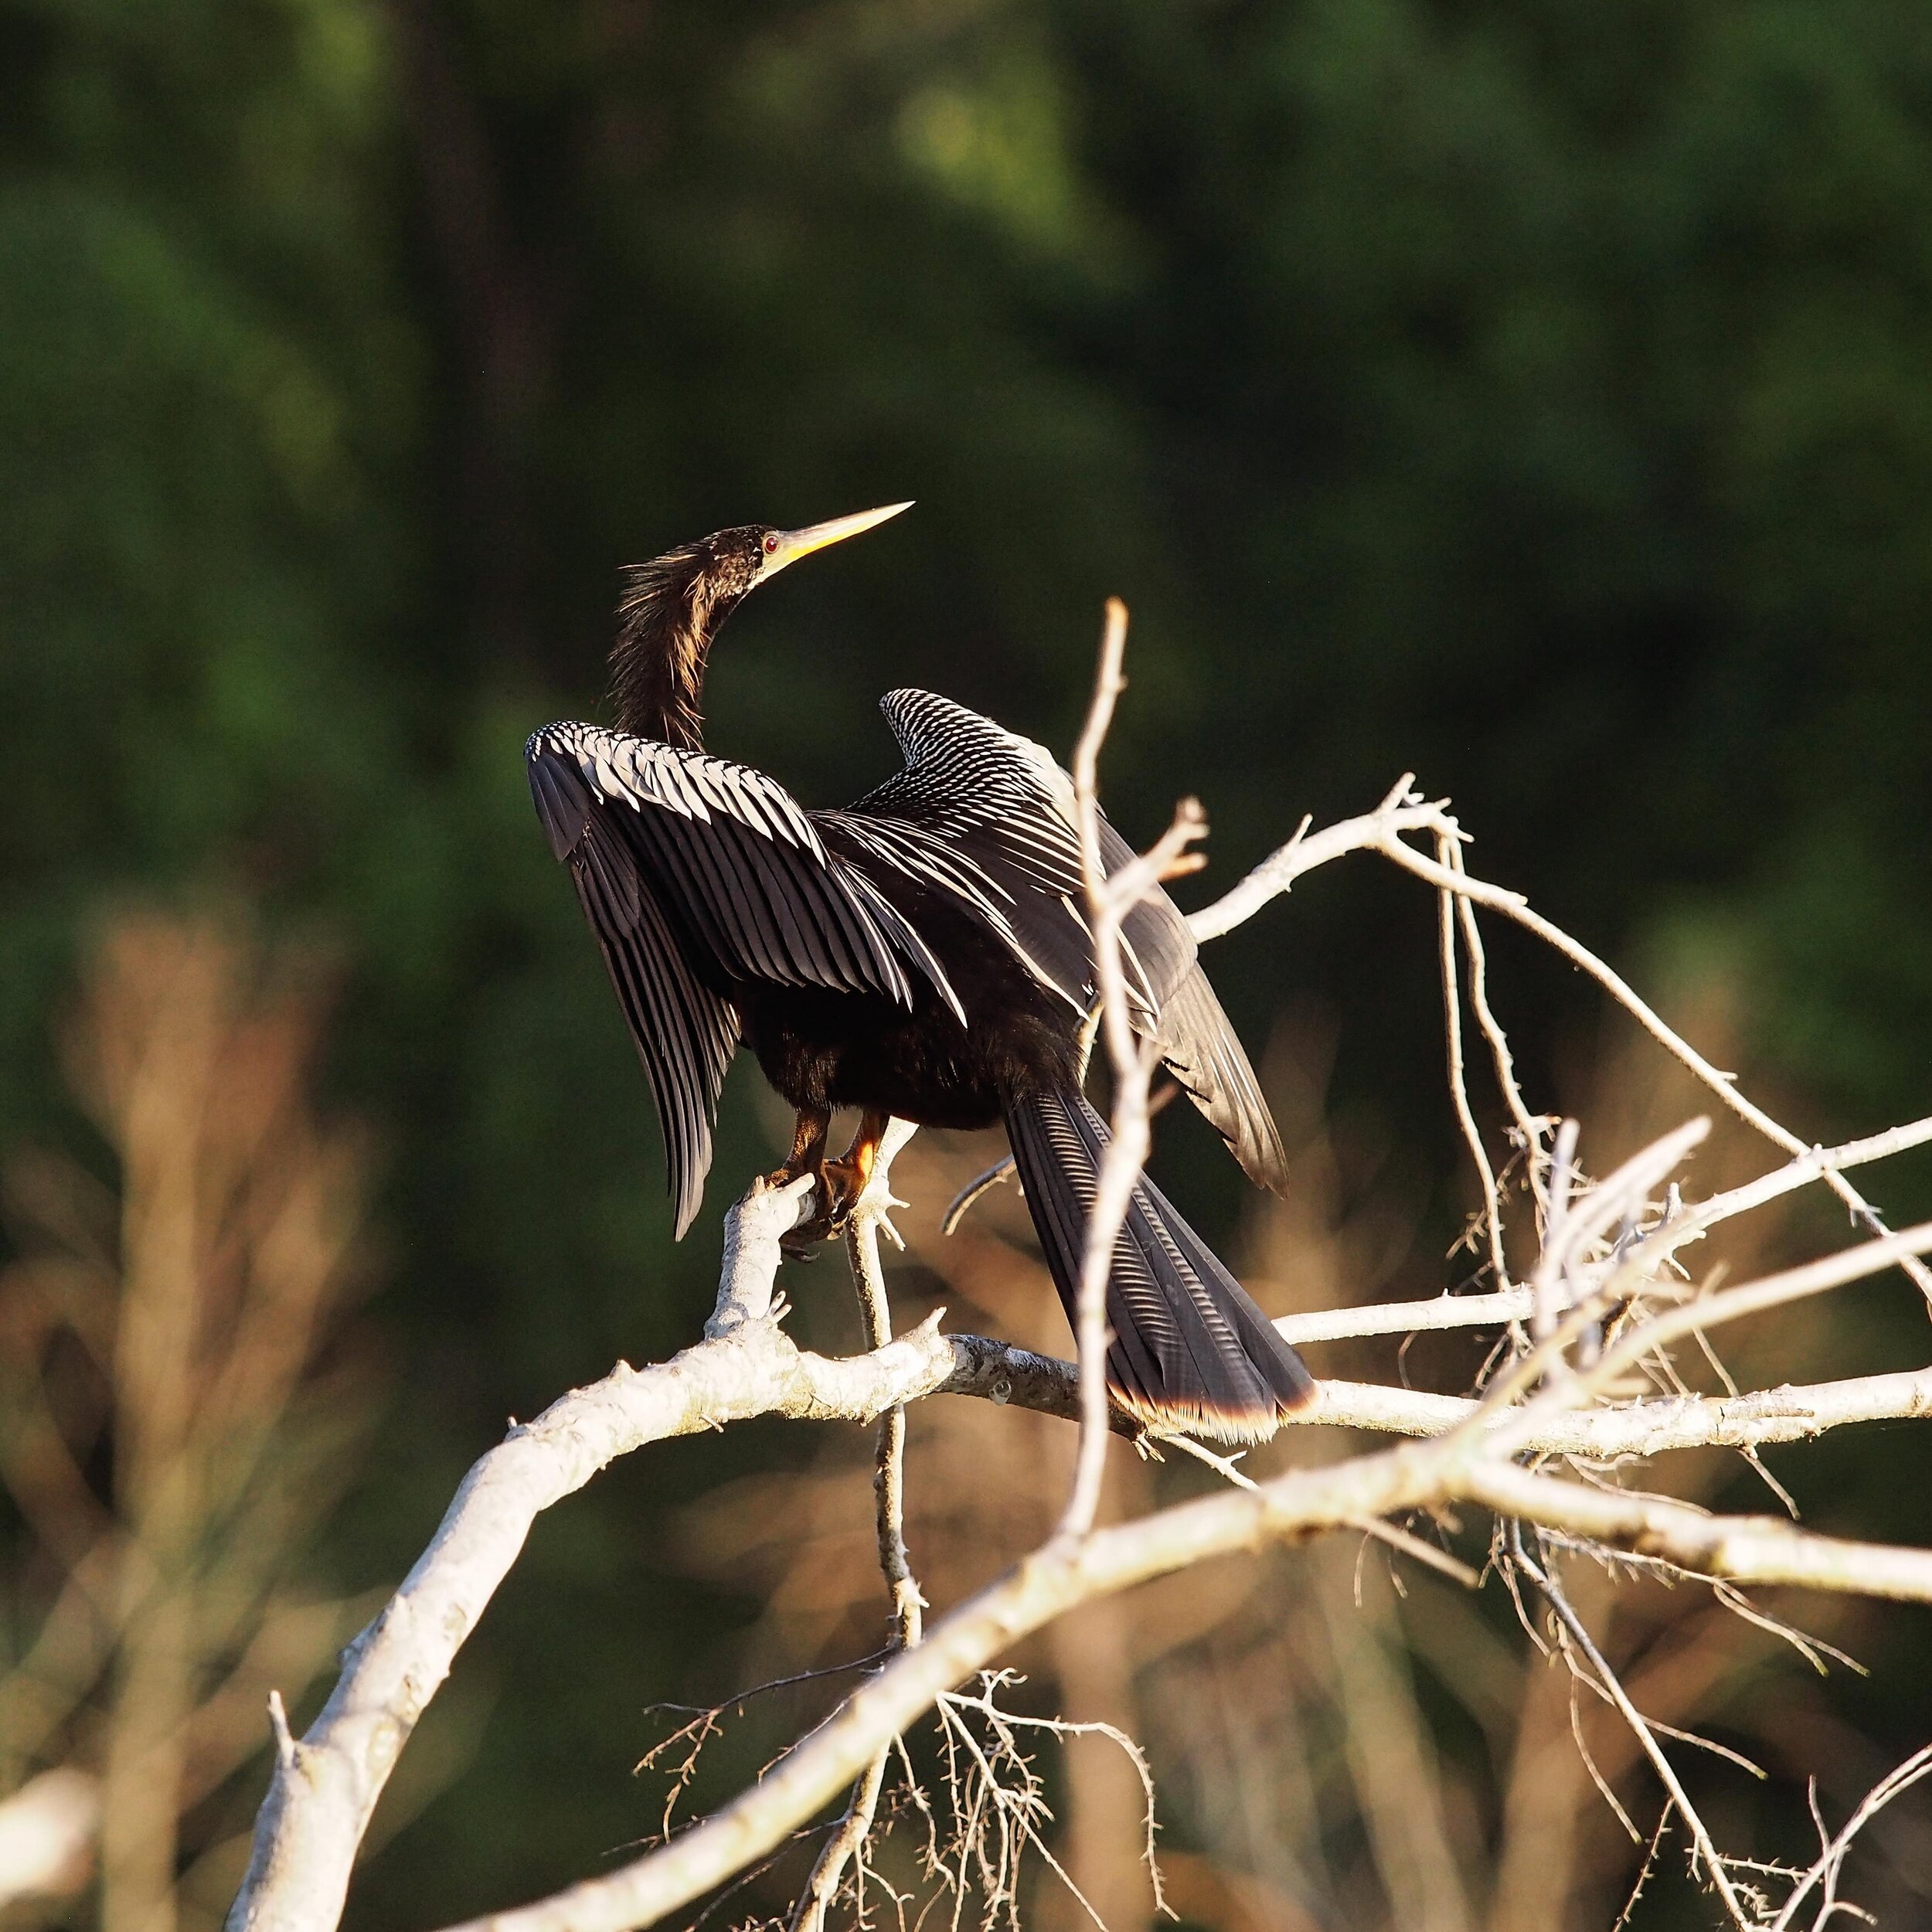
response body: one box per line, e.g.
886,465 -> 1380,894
609,550 -> 740,750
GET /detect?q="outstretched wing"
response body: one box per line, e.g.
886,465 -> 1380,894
527,721 -> 963,1234
825,689 -> 1188,1017
835,690 -> 1287,1194
845,689 -> 1090,901
558,789 -> 740,1238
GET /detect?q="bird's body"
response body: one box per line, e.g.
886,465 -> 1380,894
528,509 -> 1312,1440
737,913 -> 1073,1132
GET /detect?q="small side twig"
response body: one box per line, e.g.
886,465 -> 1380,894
1437,829 -> 1509,1291
1511,1523 -> 1753,1928
794,1122 -> 925,1932
1767,1739 -> 1932,1931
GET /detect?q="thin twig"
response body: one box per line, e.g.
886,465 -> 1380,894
1436,836 -> 1509,1291
794,1123 -> 925,1932
1448,835 -> 1544,1164
1512,1526 -> 1753,1928
1060,597 -> 1135,1543
1767,1740 -> 1932,1931
1364,819 -> 1932,1311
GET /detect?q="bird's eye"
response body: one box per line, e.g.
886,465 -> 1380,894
762,533 -> 779,556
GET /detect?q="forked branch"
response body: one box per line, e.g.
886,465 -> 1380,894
230,706 -> 1932,1932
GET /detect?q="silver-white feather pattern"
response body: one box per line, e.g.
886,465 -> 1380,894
527,689 -> 1287,1233
528,719 -> 962,1233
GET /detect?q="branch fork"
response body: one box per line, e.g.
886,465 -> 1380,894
228,621 -> 1932,1932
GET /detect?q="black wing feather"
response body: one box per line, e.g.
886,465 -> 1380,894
1152,966 -> 1291,1196
527,721 -> 957,1233
849,691 -> 1286,1190
569,808 -> 740,1237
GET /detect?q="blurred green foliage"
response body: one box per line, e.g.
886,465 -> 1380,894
4,0 -> 1931,1921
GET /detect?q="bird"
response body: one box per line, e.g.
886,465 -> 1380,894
526,503 -> 1312,1441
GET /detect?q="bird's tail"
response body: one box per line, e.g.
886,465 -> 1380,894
1002,1086 -> 1313,1444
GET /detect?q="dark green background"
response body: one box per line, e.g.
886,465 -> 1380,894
5,0 -> 1930,1923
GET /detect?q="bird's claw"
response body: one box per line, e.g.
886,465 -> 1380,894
779,1185 -> 847,1257
818,1154 -> 868,1229
772,1151 -> 891,1256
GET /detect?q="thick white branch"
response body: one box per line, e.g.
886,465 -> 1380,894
942,1346 -> 1932,1461
1300,1369 -> 1932,1458
1464,1462 -> 1932,1602
225,1176 -> 951,1932
429,1428 -> 1932,1932
226,768 -> 1932,1932
432,1436 -> 1459,1932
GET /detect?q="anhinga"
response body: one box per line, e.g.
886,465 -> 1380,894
526,504 -> 1312,1440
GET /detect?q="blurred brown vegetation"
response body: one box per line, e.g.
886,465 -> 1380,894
662,989 -> 1920,1930
0,917 -> 381,1932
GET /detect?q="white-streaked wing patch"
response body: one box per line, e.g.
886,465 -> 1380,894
841,689 -> 1191,1017
570,806 -> 740,1236
526,720 -> 966,1230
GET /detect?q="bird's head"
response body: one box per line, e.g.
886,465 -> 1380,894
611,502 -> 913,747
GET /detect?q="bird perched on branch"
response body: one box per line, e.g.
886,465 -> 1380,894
527,504 -> 1311,1440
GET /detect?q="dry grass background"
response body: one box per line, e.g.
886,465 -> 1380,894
0,917 -> 383,1932
662,983 -> 1910,1932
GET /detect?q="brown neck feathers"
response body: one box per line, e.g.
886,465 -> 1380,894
609,548 -> 734,750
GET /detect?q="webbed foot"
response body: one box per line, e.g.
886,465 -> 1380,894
778,1110 -> 890,1255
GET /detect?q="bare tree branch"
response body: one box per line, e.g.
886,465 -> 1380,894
793,1124 -> 924,1932
1184,773 -> 1446,942
226,764 -> 1932,1932
1061,597 -> 1211,1540
1293,1367 -> 1932,1457
223,1155 -> 1932,1932
424,1430 -> 1932,1932
226,1173 -> 878,1932
1192,782 -> 1932,1308
1470,1465 -> 1932,1604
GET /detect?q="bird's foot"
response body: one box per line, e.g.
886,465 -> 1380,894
769,1106 -> 835,1257
821,1153 -> 871,1232
776,1155 -> 871,1257
779,1216 -> 832,1260
770,1111 -> 888,1257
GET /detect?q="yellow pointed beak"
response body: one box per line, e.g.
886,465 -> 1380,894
763,501 -> 913,578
